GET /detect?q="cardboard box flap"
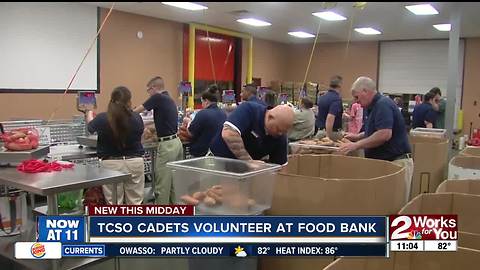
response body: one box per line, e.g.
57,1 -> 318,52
269,155 -> 406,215
436,180 -> 480,195
325,248 -> 480,270
453,193 -> 480,234
399,193 -> 454,215
399,193 -> 480,235
459,231 -> 480,251
450,156 -> 480,170
460,146 -> 480,157
408,247 -> 480,270
409,136 -> 449,144
285,155 -> 403,180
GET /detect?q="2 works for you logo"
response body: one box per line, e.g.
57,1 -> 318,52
31,243 -> 46,258
389,215 -> 457,241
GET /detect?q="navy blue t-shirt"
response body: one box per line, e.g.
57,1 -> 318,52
364,93 -> 411,161
88,112 -> 145,158
210,102 -> 288,165
248,95 -> 267,106
187,103 -> 227,157
143,91 -> 178,137
316,89 -> 343,130
412,103 -> 437,128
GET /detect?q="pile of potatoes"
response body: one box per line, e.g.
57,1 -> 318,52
180,185 -> 256,210
298,137 -> 351,147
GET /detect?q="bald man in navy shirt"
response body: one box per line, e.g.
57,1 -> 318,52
210,103 -> 294,165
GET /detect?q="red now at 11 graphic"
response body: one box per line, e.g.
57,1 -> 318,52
389,215 -> 458,252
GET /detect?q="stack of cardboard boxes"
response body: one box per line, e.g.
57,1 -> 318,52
261,154 -> 407,270
269,80 -> 324,105
408,135 -> 449,199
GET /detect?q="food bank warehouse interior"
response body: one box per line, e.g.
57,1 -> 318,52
1,1 -> 480,270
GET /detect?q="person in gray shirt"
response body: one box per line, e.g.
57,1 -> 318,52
288,97 -> 315,141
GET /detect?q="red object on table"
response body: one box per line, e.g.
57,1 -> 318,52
16,160 -> 74,173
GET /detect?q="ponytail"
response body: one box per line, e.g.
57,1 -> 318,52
107,86 -> 132,149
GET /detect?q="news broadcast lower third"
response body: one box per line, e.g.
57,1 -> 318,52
13,205 -> 457,260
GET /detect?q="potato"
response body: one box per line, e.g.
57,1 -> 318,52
203,196 -> 216,207
211,185 -> 223,192
192,191 -> 206,201
180,195 -> 199,206
206,189 -> 223,203
247,199 -> 256,208
227,193 -> 249,210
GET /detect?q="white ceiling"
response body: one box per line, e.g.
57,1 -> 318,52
86,2 -> 480,44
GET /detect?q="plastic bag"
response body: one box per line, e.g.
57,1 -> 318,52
58,190 -> 83,212
0,128 -> 39,151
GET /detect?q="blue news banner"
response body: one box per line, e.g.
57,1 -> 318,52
37,216 -> 388,257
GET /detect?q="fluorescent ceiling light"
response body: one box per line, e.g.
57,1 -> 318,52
161,2 -> 208,11
433,24 -> 451,31
405,4 -> 438,15
354,27 -> 381,35
288,31 -> 315,38
312,11 -> 347,21
236,18 -> 271,27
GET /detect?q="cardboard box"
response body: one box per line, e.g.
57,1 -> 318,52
399,193 -> 480,251
409,136 -> 449,199
324,247 -> 480,270
435,182 -> 480,251
459,232 -> 480,251
260,155 -> 405,270
436,179 -> 480,195
448,156 -> 480,180
267,155 -> 407,215
259,257 -> 335,270
460,146 -> 480,157
270,80 -> 282,92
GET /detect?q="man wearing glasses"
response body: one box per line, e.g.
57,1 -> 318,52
134,76 -> 183,205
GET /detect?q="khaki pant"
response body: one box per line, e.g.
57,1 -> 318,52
393,158 -> 414,204
100,157 -> 145,205
155,137 -> 183,204
315,129 -> 344,141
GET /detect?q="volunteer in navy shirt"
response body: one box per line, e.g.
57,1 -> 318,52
185,85 -> 227,157
210,103 -> 295,165
86,86 -> 145,205
412,92 -> 438,129
315,75 -> 344,140
133,76 -> 183,205
241,83 -> 266,106
339,77 -> 413,203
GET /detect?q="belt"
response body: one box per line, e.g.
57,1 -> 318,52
393,153 -> 412,160
158,134 -> 178,142
102,155 -> 143,160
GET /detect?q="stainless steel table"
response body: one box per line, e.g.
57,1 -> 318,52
0,165 -> 129,270
49,144 -> 97,161
0,218 -> 109,270
0,164 -> 130,215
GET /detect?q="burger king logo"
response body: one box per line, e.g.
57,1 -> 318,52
31,243 -> 46,258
